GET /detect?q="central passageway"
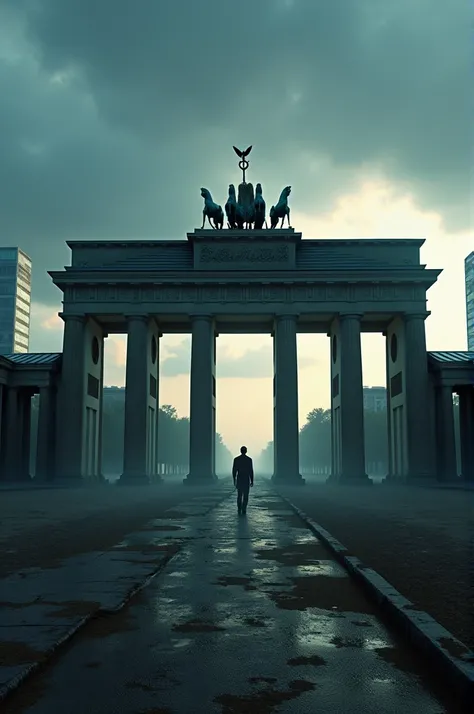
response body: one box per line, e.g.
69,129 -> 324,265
7,485 -> 450,713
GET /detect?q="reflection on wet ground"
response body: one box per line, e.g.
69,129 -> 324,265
4,486 -> 453,713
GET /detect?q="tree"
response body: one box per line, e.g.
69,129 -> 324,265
215,432 -> 233,475
299,408 -> 331,474
256,441 -> 273,474
298,404 -> 389,476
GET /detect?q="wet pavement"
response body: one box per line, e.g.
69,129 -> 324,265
3,485 -> 453,713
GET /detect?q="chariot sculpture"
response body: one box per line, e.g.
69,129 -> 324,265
199,145 -> 292,231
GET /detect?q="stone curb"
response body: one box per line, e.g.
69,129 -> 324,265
277,493 -> 474,709
0,490 -> 233,703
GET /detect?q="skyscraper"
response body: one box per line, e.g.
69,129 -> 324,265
466,251 -> 474,351
0,247 -> 32,354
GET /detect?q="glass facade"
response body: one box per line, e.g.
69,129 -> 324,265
466,252 -> 474,351
0,247 -> 32,354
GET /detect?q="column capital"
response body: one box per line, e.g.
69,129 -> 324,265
275,313 -> 299,323
124,314 -> 149,322
339,312 -> 363,322
190,314 -> 213,322
59,313 -> 85,323
404,311 -> 430,322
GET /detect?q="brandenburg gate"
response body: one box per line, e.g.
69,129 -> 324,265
47,149 -> 442,485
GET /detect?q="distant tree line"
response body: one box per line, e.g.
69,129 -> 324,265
257,397 -> 461,477
101,396 -> 233,476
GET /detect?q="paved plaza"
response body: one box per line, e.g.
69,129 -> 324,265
1,483 -> 466,713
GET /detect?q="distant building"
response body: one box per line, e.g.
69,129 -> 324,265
465,252 -> 474,351
0,247 -> 32,354
363,386 -> 386,412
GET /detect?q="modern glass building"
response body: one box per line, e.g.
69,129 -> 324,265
0,247 -> 32,354
466,251 -> 474,351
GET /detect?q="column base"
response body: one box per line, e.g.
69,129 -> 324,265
382,474 -> 441,486
118,474 -> 150,486
183,474 -> 218,485
271,473 -> 305,485
381,474 -> 405,485
149,474 -> 164,484
326,473 -> 373,485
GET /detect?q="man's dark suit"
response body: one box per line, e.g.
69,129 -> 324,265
232,453 -> 254,513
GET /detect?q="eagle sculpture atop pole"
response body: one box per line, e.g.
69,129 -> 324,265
233,146 -> 255,229
233,145 -> 252,184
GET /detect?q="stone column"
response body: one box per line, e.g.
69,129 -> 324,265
56,315 -> 86,479
339,314 -> 369,482
3,387 -> 20,481
19,391 -> 32,480
404,313 -> 433,478
383,330 -> 394,480
0,384 -> 3,474
185,315 -> 216,483
36,386 -> 56,481
435,385 -> 457,481
273,315 -> 304,483
97,335 -> 106,482
459,387 -> 474,482
122,316 -> 151,484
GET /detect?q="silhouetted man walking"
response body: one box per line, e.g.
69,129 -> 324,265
232,446 -> 254,515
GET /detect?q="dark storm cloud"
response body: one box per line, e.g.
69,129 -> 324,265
0,0 -> 469,305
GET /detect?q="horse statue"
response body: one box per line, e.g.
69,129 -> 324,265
200,188 -> 224,229
237,182 -> 255,229
269,186 -> 291,229
225,184 -> 240,229
254,183 -> 267,229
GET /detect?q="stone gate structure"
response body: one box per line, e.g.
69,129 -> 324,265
47,228 -> 443,485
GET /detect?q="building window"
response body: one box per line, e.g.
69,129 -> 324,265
16,286 -> 31,303
390,333 -> 398,362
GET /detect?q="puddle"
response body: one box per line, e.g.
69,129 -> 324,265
254,542 -> 328,566
268,575 -> 376,614
214,679 -> 316,714
287,654 -> 327,667
0,640 -> 48,666
172,619 -> 225,633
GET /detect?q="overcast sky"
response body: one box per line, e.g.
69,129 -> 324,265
1,0 -> 471,456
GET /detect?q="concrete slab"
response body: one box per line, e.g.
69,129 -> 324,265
3,486 -> 455,713
0,487 -> 232,701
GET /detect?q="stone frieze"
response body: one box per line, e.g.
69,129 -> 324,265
71,282 -> 420,305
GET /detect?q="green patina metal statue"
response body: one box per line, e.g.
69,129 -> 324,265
270,186 -> 291,229
225,184 -> 241,229
198,147 -> 292,230
254,183 -> 267,230
200,188 -> 224,230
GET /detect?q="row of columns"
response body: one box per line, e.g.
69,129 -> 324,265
3,310 -> 470,484
436,385 -> 474,481
0,385 -> 56,481
53,310 -> 458,485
